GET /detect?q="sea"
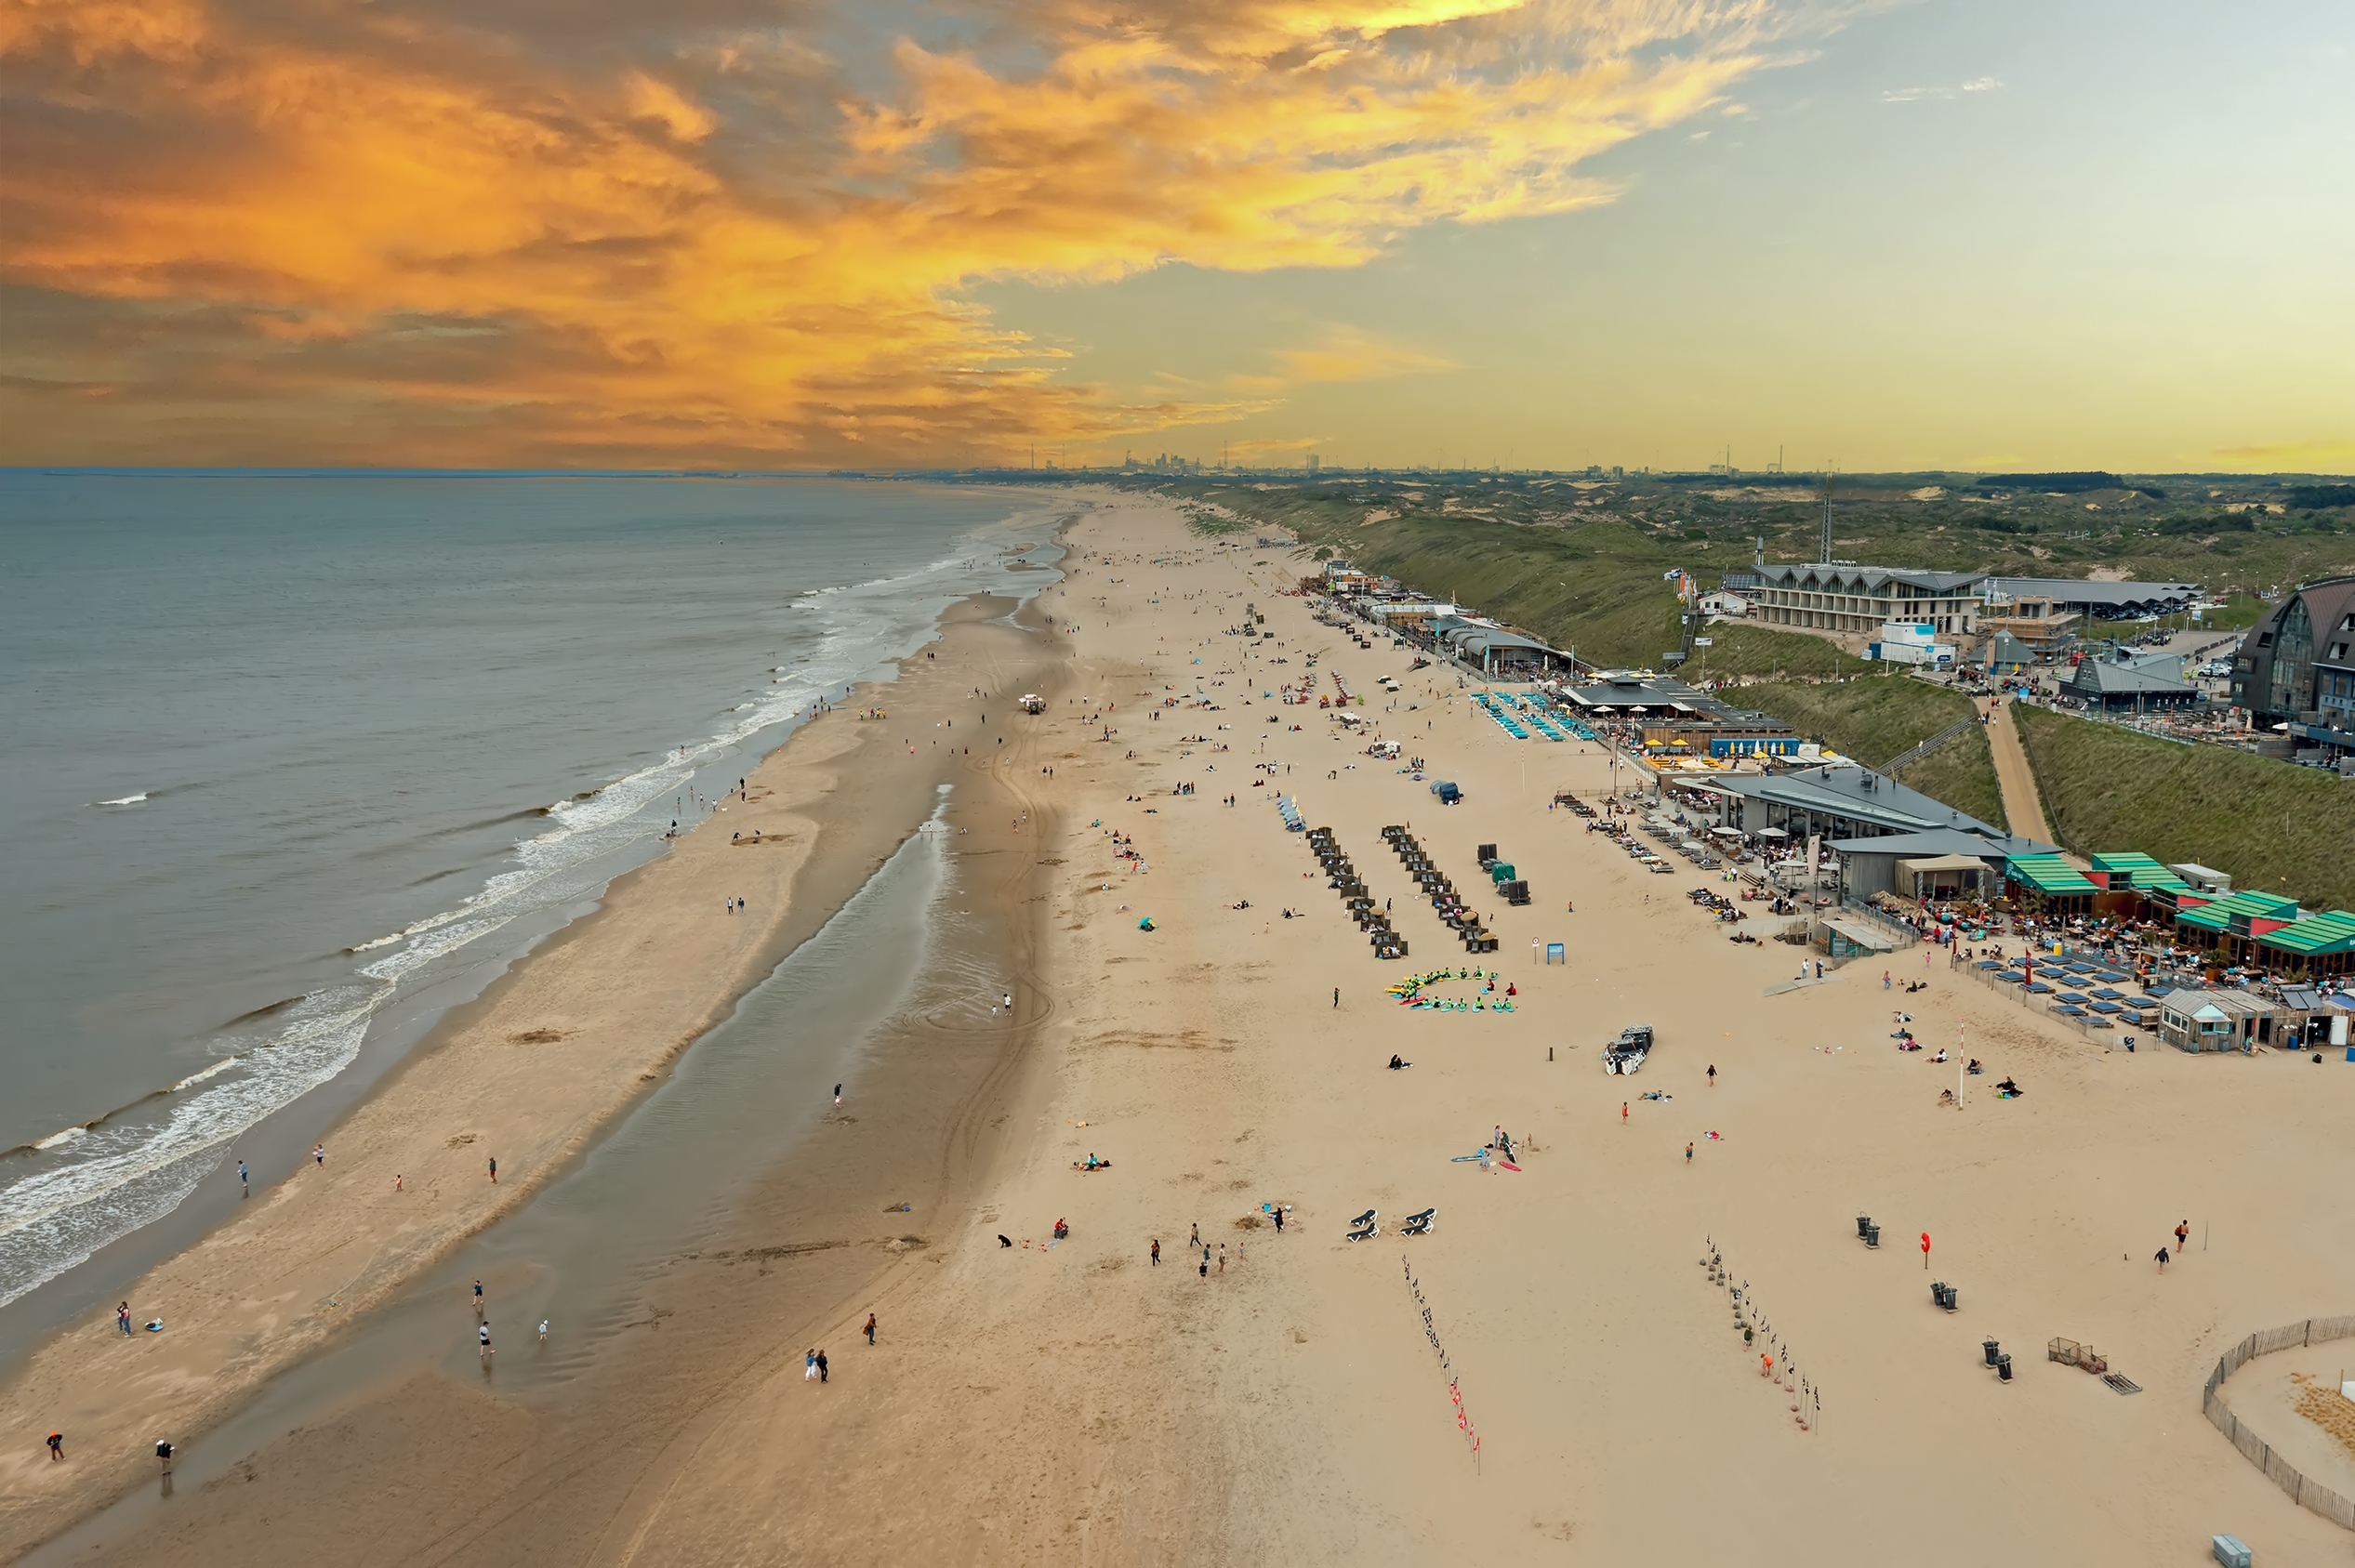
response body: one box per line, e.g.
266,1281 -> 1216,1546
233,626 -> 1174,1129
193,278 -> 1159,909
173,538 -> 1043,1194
0,470 -> 1060,1331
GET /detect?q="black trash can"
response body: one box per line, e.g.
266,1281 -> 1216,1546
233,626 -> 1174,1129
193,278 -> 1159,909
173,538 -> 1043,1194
1996,1354 -> 2013,1382
1983,1338 -> 2001,1367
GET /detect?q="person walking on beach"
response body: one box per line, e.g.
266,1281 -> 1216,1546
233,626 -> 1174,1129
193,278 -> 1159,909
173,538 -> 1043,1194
313,1144 -> 325,1166
117,1301 -> 131,1336
805,1349 -> 818,1380
394,1173 -> 403,1192
1189,1222 -> 1200,1248
1707,1064 -> 1716,1087
866,1313 -> 877,1345
1621,1101 -> 1629,1127
47,1430 -> 63,1461
1332,986 -> 1340,1009
479,1323 -> 493,1362
834,1084 -> 842,1108
539,1320 -> 549,1344
473,1279 -> 484,1317
1199,1252 -> 1209,1279
817,1349 -> 829,1383
1151,1238 -> 1160,1266
2155,1247 -> 2169,1273
238,1160 -> 247,1197
1687,1141 -> 1694,1165
487,1156 -> 496,1184
2175,1219 -> 2190,1255
1273,1206 -> 1283,1234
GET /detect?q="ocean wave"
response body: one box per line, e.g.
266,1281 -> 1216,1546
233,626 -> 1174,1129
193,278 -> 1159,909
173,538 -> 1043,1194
94,794 -> 148,808
0,504 -> 1065,1309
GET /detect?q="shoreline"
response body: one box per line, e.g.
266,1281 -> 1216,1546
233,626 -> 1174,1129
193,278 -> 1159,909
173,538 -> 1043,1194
23,488 -> 2346,1565
0,557 -> 1077,1555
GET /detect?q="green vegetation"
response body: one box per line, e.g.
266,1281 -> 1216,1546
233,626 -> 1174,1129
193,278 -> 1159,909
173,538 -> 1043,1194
2014,705 -> 2355,912
1118,466 -> 2355,676
1737,676 -> 2006,828
1904,731 -> 2008,835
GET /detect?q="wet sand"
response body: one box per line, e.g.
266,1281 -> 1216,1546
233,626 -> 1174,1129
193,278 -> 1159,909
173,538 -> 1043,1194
21,493 -> 2355,1565
0,585 -> 1072,1558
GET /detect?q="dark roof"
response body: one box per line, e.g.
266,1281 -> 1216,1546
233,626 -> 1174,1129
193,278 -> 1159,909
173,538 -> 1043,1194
1700,763 -> 2006,837
1756,564 -> 1986,594
1826,828 -> 2059,859
1983,576 -> 2203,613
2060,658 -> 2196,697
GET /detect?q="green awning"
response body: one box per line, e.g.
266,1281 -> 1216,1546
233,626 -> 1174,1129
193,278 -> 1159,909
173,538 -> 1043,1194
2176,889 -> 2301,932
2259,912 -> 2355,957
2007,855 -> 2098,895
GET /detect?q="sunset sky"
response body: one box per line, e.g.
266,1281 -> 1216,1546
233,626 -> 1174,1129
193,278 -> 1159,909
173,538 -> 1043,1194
4,0 -> 2349,472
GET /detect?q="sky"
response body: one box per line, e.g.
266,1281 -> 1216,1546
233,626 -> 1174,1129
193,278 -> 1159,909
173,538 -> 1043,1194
3,0 -> 2350,472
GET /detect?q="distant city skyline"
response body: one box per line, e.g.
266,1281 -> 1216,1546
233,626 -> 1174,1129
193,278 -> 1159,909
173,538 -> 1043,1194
4,2 -> 2349,472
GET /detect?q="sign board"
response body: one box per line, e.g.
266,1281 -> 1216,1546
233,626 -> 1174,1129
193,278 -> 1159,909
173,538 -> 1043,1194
1693,638 -> 1714,647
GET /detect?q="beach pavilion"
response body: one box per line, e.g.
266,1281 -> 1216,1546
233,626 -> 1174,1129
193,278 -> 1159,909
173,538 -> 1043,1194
2173,889 -> 2302,962
1823,827 -> 2059,902
2004,854 -> 2099,916
2254,911 -> 2355,978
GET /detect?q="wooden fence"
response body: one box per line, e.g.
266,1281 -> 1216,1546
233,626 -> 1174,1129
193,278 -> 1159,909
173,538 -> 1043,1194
2203,1315 -> 2355,1532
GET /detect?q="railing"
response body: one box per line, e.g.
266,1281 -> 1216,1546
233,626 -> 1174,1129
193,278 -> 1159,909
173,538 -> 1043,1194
2204,1316 -> 2355,1532
1879,717 -> 1977,777
1835,898 -> 1922,950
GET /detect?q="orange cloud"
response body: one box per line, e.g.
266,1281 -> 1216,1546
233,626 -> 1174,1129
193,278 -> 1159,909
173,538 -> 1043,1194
0,0 -> 1792,464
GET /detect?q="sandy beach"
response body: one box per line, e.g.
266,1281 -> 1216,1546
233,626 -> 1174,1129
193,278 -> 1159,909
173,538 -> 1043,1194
15,492 -> 2355,1564
0,582 -> 1072,1558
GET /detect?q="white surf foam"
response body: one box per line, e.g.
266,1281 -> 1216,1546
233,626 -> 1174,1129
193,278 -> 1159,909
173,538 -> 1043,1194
94,794 -> 148,808
0,501 -> 1066,1309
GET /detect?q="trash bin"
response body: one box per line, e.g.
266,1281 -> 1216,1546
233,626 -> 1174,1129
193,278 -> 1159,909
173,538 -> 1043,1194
1997,1354 -> 2013,1382
1943,1285 -> 1960,1311
1983,1338 -> 2001,1367
1863,1223 -> 1881,1247
1857,1215 -> 1873,1238
1930,1281 -> 1946,1306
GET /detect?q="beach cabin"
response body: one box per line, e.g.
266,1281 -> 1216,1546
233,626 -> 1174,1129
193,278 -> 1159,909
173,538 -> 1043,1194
2158,988 -> 2280,1052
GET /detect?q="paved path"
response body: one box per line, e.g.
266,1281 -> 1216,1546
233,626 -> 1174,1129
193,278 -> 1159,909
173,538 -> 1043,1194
1985,698 -> 2057,846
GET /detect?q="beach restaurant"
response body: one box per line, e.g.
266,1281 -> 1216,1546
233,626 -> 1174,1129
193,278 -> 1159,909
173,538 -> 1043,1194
2004,854 -> 2099,916
2172,889 -> 2302,962
2254,910 -> 2355,978
1824,827 -> 2058,902
1693,761 -> 2014,848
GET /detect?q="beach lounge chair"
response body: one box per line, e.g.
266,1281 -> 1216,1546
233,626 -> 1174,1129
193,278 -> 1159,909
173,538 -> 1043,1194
1344,1223 -> 1377,1242
1348,1208 -> 1377,1229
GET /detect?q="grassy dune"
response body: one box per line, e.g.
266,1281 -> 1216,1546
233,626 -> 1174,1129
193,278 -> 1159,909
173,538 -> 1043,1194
1737,675 -> 2006,828
2014,705 -> 2355,911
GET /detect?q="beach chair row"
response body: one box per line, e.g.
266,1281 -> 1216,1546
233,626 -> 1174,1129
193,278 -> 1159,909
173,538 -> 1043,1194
1308,826 -> 1407,958
1382,825 -> 1500,953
